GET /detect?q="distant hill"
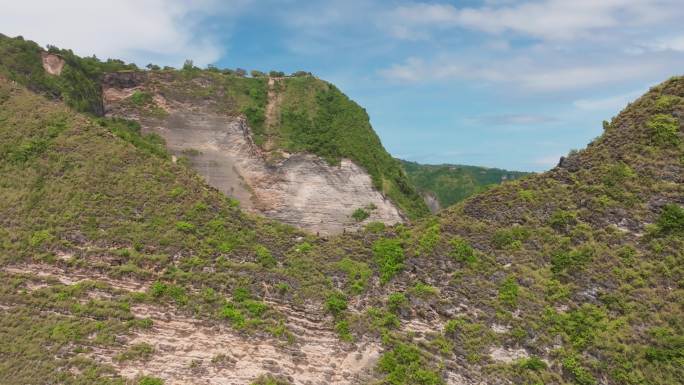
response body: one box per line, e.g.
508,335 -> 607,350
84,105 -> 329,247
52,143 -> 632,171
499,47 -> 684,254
400,160 -> 532,210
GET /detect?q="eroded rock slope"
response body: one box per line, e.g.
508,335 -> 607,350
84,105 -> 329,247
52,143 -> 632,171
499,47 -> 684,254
103,72 -> 404,234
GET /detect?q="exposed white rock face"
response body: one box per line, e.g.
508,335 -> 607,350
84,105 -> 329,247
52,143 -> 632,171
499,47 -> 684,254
488,346 -> 529,363
90,303 -> 382,385
104,86 -> 404,234
41,52 -> 65,75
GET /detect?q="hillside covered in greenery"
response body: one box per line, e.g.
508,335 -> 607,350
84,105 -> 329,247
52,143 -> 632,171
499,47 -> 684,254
0,33 -> 428,220
0,34 -> 683,385
401,160 -> 531,209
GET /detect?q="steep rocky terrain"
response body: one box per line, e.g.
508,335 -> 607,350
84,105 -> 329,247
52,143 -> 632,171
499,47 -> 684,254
0,33 -> 428,234
0,34 -> 683,385
401,160 -> 531,212
101,71 -> 404,234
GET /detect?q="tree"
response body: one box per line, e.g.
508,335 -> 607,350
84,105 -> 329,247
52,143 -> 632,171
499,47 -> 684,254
182,59 -> 195,71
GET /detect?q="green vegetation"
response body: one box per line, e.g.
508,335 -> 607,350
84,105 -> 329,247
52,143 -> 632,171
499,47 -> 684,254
647,113 -> 680,146
138,377 -> 164,385
325,291 -> 348,316
518,356 -> 547,371
562,356 -> 597,385
335,257 -> 372,294
387,292 -> 408,313
0,34 -> 136,114
250,374 -> 292,385
351,207 -> 370,222
0,36 -> 683,385
449,236 -> 478,265
417,222 -> 440,254
372,238 -> 405,284
115,343 -> 154,362
498,276 -> 519,307
0,33 -> 427,219
377,343 -> 443,385
401,160 -> 531,209
550,245 -> 594,275
274,78 -> 429,219
655,203 -> 684,235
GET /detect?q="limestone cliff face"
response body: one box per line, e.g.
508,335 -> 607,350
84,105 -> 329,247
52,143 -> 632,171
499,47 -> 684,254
102,73 -> 404,234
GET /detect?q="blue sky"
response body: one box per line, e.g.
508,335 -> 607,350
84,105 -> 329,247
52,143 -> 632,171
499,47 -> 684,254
2,0 -> 684,171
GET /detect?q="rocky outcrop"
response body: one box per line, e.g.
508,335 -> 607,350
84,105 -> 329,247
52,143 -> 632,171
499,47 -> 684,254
40,52 -> 65,75
102,75 -> 404,234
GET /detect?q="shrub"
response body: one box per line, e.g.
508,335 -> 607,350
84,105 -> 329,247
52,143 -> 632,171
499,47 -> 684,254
492,227 -> 529,249
336,257 -> 371,294
175,221 -> 195,233
410,282 -> 439,297
655,204 -> 684,235
562,356 -> 597,385
644,328 -> 684,362
551,245 -> 594,275
372,238 -> 405,283
138,377 -> 164,385
549,210 -> 578,231
243,300 -> 268,317
387,292 -> 408,313
232,287 -> 251,302
325,291 -> 348,316
250,374 -> 292,385
29,230 -> 52,247
654,95 -> 682,111
220,304 -> 246,328
519,356 -> 547,371
647,114 -> 680,146
130,90 -> 152,106
449,237 -> 478,265
149,281 -> 167,298
335,319 -> 353,341
603,163 -> 635,187
367,307 -> 400,330
552,304 -> 607,349
351,208 -> 370,222
116,343 -> 154,362
377,343 -> 443,385
498,276 -> 519,307
254,245 -> 277,268
365,221 -> 386,233
418,223 -> 440,254
518,189 -> 536,202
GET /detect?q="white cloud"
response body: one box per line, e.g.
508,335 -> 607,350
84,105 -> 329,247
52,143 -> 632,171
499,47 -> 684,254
387,0 -> 682,42
573,89 -> 645,112
379,51 -> 676,92
649,35 -> 684,52
0,0 -> 244,67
